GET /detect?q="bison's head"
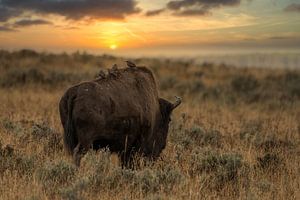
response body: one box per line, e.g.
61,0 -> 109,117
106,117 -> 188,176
156,96 -> 181,152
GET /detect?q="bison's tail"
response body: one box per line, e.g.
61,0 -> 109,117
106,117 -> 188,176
64,95 -> 78,155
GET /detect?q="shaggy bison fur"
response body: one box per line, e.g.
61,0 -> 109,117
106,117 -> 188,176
59,64 -> 181,166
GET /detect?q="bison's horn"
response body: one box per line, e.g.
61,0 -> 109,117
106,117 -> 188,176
172,96 -> 182,110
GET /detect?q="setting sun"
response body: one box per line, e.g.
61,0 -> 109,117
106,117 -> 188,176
109,44 -> 118,50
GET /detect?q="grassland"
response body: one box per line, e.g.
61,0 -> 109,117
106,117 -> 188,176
0,49 -> 299,200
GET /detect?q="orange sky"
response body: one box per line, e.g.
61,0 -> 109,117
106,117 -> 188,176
0,0 -> 299,55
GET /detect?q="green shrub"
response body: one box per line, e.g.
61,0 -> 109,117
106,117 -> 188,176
44,132 -> 63,154
190,151 -> 243,188
104,168 -> 136,190
80,149 -> 114,190
283,72 -> 300,98
59,188 -> 80,200
0,68 -> 44,87
145,194 -> 164,200
59,178 -> 90,200
231,75 -> 259,93
0,145 -> 35,176
93,164 -> 184,194
189,127 -> 222,147
83,149 -> 112,175
257,153 -> 283,171
0,67 -> 90,87
256,180 -> 273,193
262,71 -> 300,102
256,136 -> 295,152
36,160 -> 76,187
30,121 -> 63,154
133,166 -> 183,194
31,121 -> 54,139
170,126 -> 222,148
133,168 -> 160,193
24,195 -> 41,200
14,49 -> 39,58
156,164 -> 183,193
201,87 -> 220,99
175,80 -> 205,95
2,118 -> 24,136
169,129 -> 193,148
199,152 -> 241,173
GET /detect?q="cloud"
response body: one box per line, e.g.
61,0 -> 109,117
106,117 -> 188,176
173,8 -> 210,16
145,9 -> 165,17
64,26 -> 80,30
145,0 -> 241,16
0,0 -> 140,22
0,6 -> 19,22
14,19 -> 52,27
0,25 -> 16,32
167,0 -> 241,10
268,36 -> 288,40
284,3 -> 300,12
268,36 -> 299,40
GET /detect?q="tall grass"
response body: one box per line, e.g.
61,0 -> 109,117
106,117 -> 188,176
0,50 -> 299,199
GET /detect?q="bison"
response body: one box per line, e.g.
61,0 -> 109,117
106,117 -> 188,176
59,64 -> 181,166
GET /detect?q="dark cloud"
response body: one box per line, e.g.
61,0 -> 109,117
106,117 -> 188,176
0,25 -> 16,32
0,0 -> 140,22
145,0 -> 241,16
268,36 -> 297,40
167,0 -> 241,10
145,9 -> 165,17
174,8 -> 210,16
284,3 -> 300,12
167,0 -> 241,16
64,26 -> 80,30
14,19 -> 52,27
0,6 -> 19,22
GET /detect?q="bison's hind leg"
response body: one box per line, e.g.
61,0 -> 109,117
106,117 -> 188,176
73,142 -> 89,167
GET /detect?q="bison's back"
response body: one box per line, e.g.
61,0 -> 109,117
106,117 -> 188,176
75,68 -> 158,117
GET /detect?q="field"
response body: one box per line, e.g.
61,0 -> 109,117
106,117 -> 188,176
0,49 -> 299,200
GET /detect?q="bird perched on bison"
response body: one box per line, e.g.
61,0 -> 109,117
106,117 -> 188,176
126,60 -> 137,68
59,63 -> 181,167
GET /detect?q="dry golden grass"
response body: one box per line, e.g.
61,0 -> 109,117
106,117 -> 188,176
0,50 -> 299,199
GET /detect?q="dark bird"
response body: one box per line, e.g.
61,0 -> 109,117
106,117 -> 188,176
108,64 -> 119,77
97,70 -> 106,79
126,60 -> 136,68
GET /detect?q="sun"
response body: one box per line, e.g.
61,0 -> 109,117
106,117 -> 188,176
109,44 -> 118,50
